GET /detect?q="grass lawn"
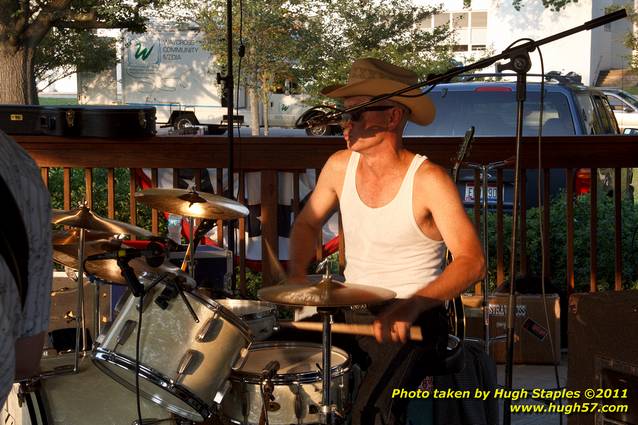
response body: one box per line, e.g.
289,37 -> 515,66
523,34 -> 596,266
39,97 -> 78,105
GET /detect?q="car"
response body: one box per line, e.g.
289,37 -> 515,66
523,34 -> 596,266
403,75 -> 621,208
600,87 -> 638,131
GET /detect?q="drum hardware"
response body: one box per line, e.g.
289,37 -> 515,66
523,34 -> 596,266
135,189 -> 247,283
196,315 -> 222,342
464,156 -> 513,354
52,204 -> 156,372
93,282 -> 252,422
258,360 -> 280,425
259,274 -> 393,425
221,341 -> 351,425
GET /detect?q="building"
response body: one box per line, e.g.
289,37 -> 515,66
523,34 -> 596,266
416,0 -> 631,86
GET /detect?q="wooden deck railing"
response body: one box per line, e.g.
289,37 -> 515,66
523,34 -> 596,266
14,134 -> 638,295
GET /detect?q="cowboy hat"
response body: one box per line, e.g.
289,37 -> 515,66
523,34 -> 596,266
321,57 -> 435,126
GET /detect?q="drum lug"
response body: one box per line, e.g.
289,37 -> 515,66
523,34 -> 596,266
115,319 -> 137,347
176,349 -> 201,382
213,380 -> 230,404
196,315 -> 222,342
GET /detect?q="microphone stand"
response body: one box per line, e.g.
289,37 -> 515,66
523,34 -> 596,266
298,9 -> 628,425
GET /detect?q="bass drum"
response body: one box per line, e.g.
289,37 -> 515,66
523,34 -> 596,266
1,353 -> 178,425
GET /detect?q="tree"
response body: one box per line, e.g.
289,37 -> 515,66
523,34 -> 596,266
197,0 -> 324,135
35,28 -> 116,93
304,0 -> 456,99
0,0 -> 171,104
196,0 -> 456,135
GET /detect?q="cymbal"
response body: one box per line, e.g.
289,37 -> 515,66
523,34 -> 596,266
53,241 -> 108,270
135,188 -> 249,219
52,229 -> 114,246
258,276 -> 396,308
54,242 -> 194,287
52,206 -> 154,238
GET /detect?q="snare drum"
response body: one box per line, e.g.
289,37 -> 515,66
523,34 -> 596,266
216,299 -> 277,340
93,281 -> 252,422
220,341 -> 351,425
2,353 -> 175,425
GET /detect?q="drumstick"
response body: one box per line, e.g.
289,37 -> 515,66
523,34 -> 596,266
279,320 -> 423,341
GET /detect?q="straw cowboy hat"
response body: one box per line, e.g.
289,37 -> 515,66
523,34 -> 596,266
321,57 -> 436,126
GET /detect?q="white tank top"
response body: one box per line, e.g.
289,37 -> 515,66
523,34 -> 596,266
340,151 -> 445,298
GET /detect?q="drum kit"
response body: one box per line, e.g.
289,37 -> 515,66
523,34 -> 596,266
7,187 -> 405,425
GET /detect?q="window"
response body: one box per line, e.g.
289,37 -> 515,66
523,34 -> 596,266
472,11 -> 487,27
452,12 -> 469,28
434,13 -> 449,27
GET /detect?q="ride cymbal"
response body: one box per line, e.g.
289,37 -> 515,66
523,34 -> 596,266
258,276 -> 396,308
135,188 -> 249,219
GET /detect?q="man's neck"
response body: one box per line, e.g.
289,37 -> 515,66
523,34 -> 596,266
356,134 -> 408,176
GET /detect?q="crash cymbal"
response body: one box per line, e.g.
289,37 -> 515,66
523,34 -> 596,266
135,188 -> 249,220
52,229 -> 115,246
52,206 -> 154,238
258,276 -> 396,308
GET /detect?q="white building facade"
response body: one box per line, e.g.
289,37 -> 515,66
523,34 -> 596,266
416,0 -> 631,85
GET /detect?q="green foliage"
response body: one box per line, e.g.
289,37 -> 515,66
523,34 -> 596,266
197,0 -> 324,102
481,192 -> 638,292
196,0 -> 456,104
35,28 -> 117,92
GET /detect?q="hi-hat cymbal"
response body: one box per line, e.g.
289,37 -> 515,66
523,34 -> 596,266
135,188 -> 249,219
258,276 -> 396,308
52,206 -> 154,238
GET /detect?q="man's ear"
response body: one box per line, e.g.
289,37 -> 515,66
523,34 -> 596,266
387,107 -> 406,131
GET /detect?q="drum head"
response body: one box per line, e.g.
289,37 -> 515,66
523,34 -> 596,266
233,341 -> 350,384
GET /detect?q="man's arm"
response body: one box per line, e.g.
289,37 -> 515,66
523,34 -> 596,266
374,163 -> 486,343
288,151 -> 348,280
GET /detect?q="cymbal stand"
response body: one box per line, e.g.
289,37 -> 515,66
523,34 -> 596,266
73,228 -> 88,372
465,158 -> 512,354
188,217 -> 196,277
318,307 -> 339,425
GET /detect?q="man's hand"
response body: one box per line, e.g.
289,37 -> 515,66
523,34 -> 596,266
372,296 -> 440,343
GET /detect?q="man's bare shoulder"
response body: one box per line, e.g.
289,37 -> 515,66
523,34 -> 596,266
322,149 -> 352,174
415,159 -> 452,187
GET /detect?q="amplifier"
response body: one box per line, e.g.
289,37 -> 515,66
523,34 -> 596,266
462,294 -> 561,364
568,290 -> 638,425
169,245 -> 232,292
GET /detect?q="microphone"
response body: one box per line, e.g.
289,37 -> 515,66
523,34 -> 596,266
260,360 -> 280,380
86,241 -> 166,268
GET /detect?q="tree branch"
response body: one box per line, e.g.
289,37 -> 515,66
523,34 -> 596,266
23,0 -> 75,46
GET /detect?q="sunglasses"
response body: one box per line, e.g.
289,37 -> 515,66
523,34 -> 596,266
341,105 -> 395,123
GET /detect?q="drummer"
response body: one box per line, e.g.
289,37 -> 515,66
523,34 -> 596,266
288,58 -> 485,424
